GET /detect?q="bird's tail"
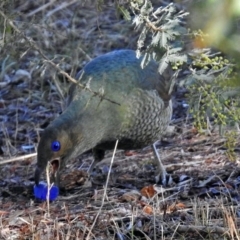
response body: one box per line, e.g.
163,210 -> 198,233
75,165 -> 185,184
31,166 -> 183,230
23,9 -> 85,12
157,67 -> 179,106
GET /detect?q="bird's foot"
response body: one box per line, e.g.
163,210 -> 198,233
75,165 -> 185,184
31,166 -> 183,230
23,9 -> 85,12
88,165 -> 108,186
155,171 -> 173,186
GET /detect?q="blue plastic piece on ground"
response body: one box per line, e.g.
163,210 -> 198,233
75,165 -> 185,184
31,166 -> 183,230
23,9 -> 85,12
34,182 -> 59,201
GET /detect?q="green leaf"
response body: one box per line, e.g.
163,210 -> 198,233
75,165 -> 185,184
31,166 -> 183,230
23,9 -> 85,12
118,6 -> 131,21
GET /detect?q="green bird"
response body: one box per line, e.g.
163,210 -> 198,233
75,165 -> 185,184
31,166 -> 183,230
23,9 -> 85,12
35,50 -> 176,187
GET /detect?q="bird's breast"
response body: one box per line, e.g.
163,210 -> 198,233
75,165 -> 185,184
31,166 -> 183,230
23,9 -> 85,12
116,88 -> 172,148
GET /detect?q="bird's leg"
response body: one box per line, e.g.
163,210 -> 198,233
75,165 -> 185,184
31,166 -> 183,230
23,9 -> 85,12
152,141 -> 172,186
88,148 -> 105,175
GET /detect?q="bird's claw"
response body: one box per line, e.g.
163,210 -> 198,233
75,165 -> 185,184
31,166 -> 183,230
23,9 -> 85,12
155,171 -> 173,186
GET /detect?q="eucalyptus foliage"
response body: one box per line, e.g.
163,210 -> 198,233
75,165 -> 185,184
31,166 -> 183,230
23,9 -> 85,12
130,1 -> 188,73
120,0 -> 240,159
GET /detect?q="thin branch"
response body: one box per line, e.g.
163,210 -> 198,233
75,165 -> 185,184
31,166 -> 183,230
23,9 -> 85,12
176,224 -> 231,236
0,10 -> 120,106
86,140 -> 119,240
0,153 -> 37,165
26,0 -> 58,17
145,18 -> 163,31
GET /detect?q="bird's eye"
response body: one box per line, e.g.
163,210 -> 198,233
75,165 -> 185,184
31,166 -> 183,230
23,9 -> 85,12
51,141 -> 61,152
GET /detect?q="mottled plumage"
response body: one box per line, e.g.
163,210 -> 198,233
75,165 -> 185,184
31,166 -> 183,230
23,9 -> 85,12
35,50 -> 175,186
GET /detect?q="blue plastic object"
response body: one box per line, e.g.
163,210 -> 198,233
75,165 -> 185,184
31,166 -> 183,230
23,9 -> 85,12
34,182 -> 59,201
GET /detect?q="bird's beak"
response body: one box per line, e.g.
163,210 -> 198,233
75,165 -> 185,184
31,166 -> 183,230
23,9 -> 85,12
34,166 -> 43,186
34,158 -> 61,186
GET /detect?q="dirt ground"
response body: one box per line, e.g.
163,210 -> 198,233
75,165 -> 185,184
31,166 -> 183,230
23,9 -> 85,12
0,1 -> 240,239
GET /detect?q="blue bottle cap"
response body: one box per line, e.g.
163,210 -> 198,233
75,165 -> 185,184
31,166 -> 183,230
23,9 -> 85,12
34,181 -> 59,201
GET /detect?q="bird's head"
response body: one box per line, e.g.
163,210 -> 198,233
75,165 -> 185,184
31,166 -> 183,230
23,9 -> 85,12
34,126 -> 73,186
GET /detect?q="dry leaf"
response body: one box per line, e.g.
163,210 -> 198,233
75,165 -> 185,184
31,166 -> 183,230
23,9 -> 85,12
140,185 -> 156,198
143,205 -> 153,215
124,150 -> 137,156
168,202 -> 186,212
205,158 -> 213,164
121,190 -> 141,202
141,184 -> 166,197
176,202 -> 186,209
191,127 -> 198,134
20,224 -> 30,235
224,183 -> 233,189
0,210 -> 8,215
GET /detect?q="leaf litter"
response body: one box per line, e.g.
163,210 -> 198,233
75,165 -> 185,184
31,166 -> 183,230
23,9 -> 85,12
0,0 -> 240,239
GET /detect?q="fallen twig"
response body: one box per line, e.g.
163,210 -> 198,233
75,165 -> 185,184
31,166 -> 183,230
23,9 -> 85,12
0,153 -> 37,165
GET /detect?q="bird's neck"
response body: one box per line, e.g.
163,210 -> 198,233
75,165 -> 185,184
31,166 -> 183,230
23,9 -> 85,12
54,104 -> 104,157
